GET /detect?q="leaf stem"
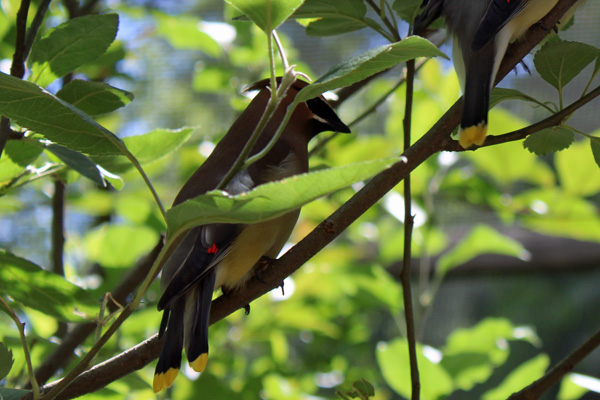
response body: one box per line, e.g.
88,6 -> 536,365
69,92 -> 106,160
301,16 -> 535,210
0,298 -> 40,400
365,0 -> 400,42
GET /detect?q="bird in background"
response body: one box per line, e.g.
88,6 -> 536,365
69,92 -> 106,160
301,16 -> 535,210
152,77 -> 351,392
414,0 -> 583,148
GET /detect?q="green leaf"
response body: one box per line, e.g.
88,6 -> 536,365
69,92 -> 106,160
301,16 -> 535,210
154,12 -> 222,55
296,37 -> 447,102
94,128 -> 194,173
0,141 -> 43,185
534,38 -> 599,91
0,342 -> 14,380
0,72 -> 125,156
56,80 -> 133,116
590,136 -> 600,169
29,14 -> 119,87
167,157 -> 398,234
437,225 -> 528,275
556,140 -> 600,196
392,0 -> 423,22
466,110 -> 555,187
558,373 -> 600,400
294,0 -> 374,36
482,354 -> 550,400
523,127 -> 574,155
225,0 -> 305,33
516,189 -> 600,242
353,379 -> 375,397
0,388 -> 31,400
489,87 -> 545,109
84,224 -> 159,268
0,251 -> 98,321
377,338 -> 453,399
442,318 -> 540,391
44,143 -> 107,186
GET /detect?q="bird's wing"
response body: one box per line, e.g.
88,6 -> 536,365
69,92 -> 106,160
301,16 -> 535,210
472,0 -> 528,51
413,0 -> 444,35
158,170 -> 255,311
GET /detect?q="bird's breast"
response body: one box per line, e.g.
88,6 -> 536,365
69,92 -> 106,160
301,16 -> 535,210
215,210 -> 301,290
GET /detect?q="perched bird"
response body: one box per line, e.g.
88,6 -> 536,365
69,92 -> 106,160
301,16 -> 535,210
414,0 -> 581,148
153,77 -> 350,392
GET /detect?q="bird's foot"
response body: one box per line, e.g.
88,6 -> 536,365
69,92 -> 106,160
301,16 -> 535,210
255,256 -> 274,283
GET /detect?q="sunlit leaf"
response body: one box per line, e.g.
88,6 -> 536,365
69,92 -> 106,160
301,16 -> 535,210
29,14 -> 119,87
558,373 -> 600,400
556,140 -> 600,196
84,224 -> 159,268
57,80 -> 133,116
154,12 -> 222,55
94,128 -> 194,173
0,251 -> 98,321
516,189 -> 600,242
296,37 -> 446,102
437,225 -> 528,275
0,72 -> 125,156
442,318 -> 539,391
377,338 -> 452,400
225,0 -> 305,33
167,157 -> 398,234
0,141 -> 43,185
482,354 -> 550,400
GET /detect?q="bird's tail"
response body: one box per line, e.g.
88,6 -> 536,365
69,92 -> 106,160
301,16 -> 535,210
154,301 -> 185,392
186,268 -> 216,373
459,43 -> 496,148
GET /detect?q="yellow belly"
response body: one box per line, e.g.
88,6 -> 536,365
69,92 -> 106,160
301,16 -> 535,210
215,210 -> 300,290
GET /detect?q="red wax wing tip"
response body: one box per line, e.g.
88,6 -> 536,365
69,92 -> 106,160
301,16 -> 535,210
207,243 -> 218,254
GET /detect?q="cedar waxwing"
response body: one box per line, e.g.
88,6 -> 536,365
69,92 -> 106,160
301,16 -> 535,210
153,78 -> 350,392
414,0 -> 582,148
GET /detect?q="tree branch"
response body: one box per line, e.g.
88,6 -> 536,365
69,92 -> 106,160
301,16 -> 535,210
507,326 -> 600,400
441,84 -> 600,152
32,1 -> 586,397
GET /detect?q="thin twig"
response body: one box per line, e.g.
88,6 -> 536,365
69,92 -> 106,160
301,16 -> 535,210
401,59 -> 420,400
365,0 -> 400,42
0,0 -> 30,158
51,177 -> 66,277
0,297 -> 40,399
24,0 -> 52,57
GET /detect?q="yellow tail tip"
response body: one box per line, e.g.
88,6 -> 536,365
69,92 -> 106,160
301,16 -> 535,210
459,123 -> 487,148
189,353 -> 209,373
153,368 -> 179,393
